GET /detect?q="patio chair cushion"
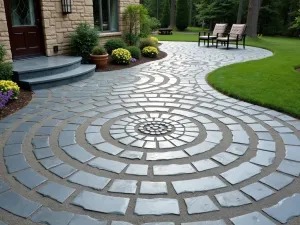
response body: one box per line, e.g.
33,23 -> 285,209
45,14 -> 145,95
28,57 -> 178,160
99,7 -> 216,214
229,24 -> 246,40
199,35 -> 217,40
212,24 -> 227,36
216,37 -> 237,42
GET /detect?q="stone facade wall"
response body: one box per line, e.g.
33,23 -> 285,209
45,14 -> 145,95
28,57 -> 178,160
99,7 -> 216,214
0,0 -> 12,62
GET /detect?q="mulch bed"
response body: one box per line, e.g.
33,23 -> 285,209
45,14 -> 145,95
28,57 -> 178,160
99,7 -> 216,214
0,89 -> 33,120
96,51 -> 167,72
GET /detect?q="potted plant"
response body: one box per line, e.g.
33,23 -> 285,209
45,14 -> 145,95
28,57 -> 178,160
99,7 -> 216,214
90,46 -> 108,69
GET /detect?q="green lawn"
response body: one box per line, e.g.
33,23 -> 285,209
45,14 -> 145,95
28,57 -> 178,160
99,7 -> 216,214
154,32 -> 300,118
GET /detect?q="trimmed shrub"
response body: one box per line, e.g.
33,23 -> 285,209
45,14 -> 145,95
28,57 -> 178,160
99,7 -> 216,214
126,46 -> 141,59
176,0 -> 189,31
0,45 -> 6,62
0,45 -> 13,80
149,37 -> 159,45
104,39 -> 127,55
142,46 -> 159,58
70,22 -> 99,63
91,46 -> 107,55
111,48 -> 131,65
139,38 -> 157,50
124,33 -> 140,46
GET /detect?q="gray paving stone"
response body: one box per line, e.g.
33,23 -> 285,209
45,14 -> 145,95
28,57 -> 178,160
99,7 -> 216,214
185,195 -> 219,214
31,207 -> 74,225
120,150 -> 143,159
263,193 -> 300,223
88,157 -> 127,173
226,143 -> 248,156
86,133 -> 105,145
0,178 -> 10,194
260,172 -> 294,190
181,220 -> 226,225
153,164 -> 196,175
126,164 -> 148,176
142,223 -> 174,225
257,140 -> 276,152
215,190 -> 251,207
39,157 -> 64,169
95,142 -> 123,155
172,176 -> 226,194
192,159 -> 219,172
14,168 -> 47,189
4,154 -> 30,173
62,144 -> 95,163
280,133 -> 300,145
232,131 -> 250,144
147,150 -> 188,161
111,221 -> 134,225
3,144 -> 22,157
185,142 -> 216,156
0,191 -> 41,218
6,132 -> 26,145
32,136 -> 50,149
49,163 -> 78,178
140,181 -> 168,195
230,212 -> 276,225
250,150 -> 275,166
277,160 -> 300,176
256,132 -> 273,141
68,171 -> 110,190
71,190 -> 129,215
241,182 -> 274,201
135,198 -> 180,215
108,179 -> 137,194
59,131 -> 76,147
0,221 -> 7,225
221,162 -> 262,184
37,182 -> 75,203
285,145 -> 300,162
33,147 -> 54,159
69,214 -> 107,225
212,152 -> 238,165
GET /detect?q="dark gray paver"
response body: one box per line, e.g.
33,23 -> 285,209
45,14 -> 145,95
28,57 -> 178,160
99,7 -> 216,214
0,178 -> 10,194
49,163 -> 78,178
153,164 -> 196,175
62,144 -> 95,163
88,157 -> 127,173
31,207 -> 74,225
39,157 -> 64,169
108,179 -> 137,194
4,154 -> 30,173
69,214 -> 107,225
59,131 -> 76,147
33,147 -> 54,159
241,182 -> 274,201
221,162 -> 262,184
6,132 -> 26,145
181,221 -> 226,225
215,190 -> 251,207
259,172 -> 294,190
36,126 -> 55,136
14,168 -> 47,189
3,144 -> 22,157
263,193 -> 300,223
68,171 -> 111,190
135,198 -> 180,215
71,190 -> 129,215
277,160 -> 300,176
140,181 -> 168,195
230,212 -> 276,225
37,182 -> 75,203
172,176 -> 226,194
0,191 -> 41,218
32,136 -> 50,149
15,122 -> 35,132
185,195 -> 219,214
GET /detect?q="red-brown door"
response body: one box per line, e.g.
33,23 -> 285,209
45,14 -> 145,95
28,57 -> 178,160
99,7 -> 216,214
4,0 -> 44,58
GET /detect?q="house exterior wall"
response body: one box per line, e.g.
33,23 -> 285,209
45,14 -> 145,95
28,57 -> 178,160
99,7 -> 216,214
0,0 -> 139,61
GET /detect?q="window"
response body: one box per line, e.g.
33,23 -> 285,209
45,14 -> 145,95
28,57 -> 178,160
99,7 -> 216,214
11,0 -> 35,26
93,0 -> 118,32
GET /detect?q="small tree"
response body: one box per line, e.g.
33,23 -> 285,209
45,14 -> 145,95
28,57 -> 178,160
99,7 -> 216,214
176,0 -> 189,30
161,0 -> 171,28
292,9 -> 300,29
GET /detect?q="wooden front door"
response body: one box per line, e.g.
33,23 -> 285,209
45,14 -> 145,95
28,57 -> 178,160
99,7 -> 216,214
4,0 -> 44,58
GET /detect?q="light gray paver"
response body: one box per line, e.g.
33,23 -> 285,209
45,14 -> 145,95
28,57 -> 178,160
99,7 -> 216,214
68,171 -> 111,190
140,181 -> 168,195
135,198 -> 180,215
37,182 -> 75,203
153,164 -> 196,175
230,212 -> 276,225
31,207 -> 74,225
215,190 -> 251,207
185,196 -> 219,214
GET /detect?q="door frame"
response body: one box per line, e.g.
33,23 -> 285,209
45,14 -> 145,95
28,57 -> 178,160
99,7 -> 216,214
3,0 -> 45,59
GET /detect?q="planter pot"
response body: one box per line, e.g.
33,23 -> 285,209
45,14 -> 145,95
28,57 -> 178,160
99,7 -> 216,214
90,54 -> 108,69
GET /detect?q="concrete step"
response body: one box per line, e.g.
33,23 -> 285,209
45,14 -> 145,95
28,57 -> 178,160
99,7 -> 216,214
13,56 -> 82,80
19,64 -> 96,90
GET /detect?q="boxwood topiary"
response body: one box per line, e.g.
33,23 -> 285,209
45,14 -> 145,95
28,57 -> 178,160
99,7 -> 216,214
91,46 -> 107,55
139,38 -> 157,50
104,39 -> 127,55
126,46 -> 141,59
0,45 -> 13,80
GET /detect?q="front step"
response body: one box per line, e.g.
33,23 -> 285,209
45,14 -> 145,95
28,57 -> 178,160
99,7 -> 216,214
19,64 -> 96,90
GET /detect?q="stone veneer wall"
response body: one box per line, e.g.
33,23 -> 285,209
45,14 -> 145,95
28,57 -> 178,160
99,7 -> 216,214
0,0 -> 140,60
0,0 -> 12,62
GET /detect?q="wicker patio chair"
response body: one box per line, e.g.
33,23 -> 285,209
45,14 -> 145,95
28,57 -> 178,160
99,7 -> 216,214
216,24 -> 247,50
198,23 -> 227,47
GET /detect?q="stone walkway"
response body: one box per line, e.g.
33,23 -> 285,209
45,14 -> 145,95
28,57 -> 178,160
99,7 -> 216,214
0,42 -> 300,225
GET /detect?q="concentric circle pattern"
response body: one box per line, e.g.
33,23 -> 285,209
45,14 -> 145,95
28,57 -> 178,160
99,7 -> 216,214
0,42 -> 300,225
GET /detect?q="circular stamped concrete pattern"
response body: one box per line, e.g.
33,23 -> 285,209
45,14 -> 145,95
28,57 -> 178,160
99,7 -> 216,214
0,42 -> 300,225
